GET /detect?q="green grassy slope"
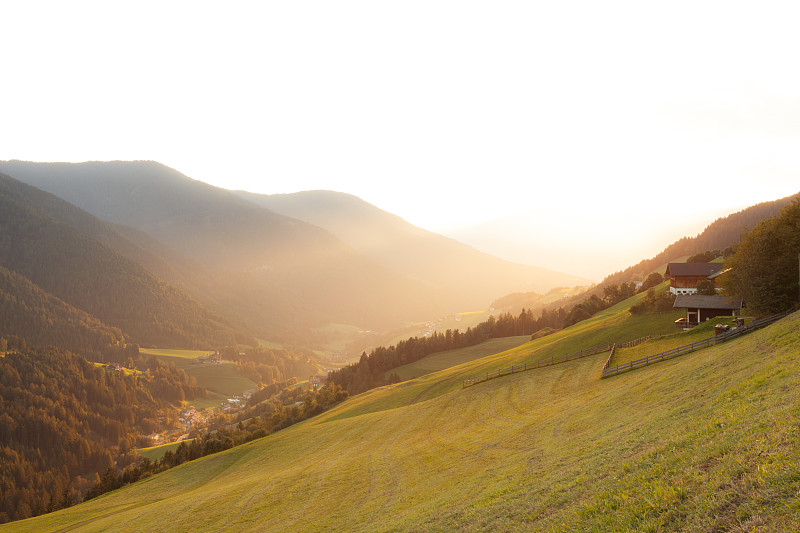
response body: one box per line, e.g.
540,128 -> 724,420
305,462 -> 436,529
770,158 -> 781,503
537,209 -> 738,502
0,173 -> 245,348
137,440 -> 194,462
9,307 -> 799,532
390,335 -> 531,380
610,316 -> 748,367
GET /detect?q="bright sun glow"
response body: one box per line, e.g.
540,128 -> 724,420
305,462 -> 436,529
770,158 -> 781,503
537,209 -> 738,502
2,1 -> 799,280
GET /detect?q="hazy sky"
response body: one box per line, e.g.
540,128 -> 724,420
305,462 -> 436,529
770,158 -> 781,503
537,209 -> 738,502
2,1 -> 799,280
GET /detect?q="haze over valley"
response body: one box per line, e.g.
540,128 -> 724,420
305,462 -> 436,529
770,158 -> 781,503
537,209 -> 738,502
3,1 -> 800,531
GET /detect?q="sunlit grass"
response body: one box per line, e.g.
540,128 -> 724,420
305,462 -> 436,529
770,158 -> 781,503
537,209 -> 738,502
390,335 -> 531,380
12,306 -> 799,532
611,316 -> 752,368
137,440 -> 194,462
140,348 -> 214,360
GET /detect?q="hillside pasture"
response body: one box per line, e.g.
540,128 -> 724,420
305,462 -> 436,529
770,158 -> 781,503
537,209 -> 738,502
610,315 -> 754,368
140,348 -> 214,368
328,290 -> 687,423
11,311 -> 800,532
389,335 -> 531,380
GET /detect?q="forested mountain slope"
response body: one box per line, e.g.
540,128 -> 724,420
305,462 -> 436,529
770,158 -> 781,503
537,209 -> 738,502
0,173 -> 246,348
0,161 -> 456,332
0,265 -> 125,355
0,346 -> 204,523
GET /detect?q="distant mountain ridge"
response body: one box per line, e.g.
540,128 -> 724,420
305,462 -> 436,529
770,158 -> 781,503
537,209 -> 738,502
0,161 -> 590,343
235,189 -> 592,308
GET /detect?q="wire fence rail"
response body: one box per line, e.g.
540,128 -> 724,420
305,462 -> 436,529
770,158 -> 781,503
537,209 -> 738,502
462,344 -> 612,388
601,309 -> 794,378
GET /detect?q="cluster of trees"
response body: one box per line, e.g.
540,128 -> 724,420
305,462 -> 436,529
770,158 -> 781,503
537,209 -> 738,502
564,276 -> 669,326
218,346 -> 320,387
0,345 -> 181,523
136,355 -> 207,404
562,282 -> 639,327
722,198 -> 800,314
686,250 -> 724,263
245,378 -> 300,407
630,288 -> 676,315
233,380 -> 347,429
84,382 -> 348,502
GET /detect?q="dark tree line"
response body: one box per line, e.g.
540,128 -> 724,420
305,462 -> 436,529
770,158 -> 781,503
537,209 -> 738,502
0,265 -> 127,358
0,344 -> 198,523
328,307 -> 567,396
686,250 -> 723,263
722,198 -> 800,314
218,345 -> 320,387
630,288 -> 676,315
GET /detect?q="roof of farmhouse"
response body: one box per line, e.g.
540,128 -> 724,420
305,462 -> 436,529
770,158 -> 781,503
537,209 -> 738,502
665,263 -> 725,277
673,294 -> 743,310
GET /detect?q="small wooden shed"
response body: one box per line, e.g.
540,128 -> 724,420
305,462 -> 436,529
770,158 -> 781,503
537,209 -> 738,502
673,294 -> 743,327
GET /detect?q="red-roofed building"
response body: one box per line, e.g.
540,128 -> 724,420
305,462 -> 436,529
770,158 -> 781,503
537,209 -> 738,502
665,263 -> 728,295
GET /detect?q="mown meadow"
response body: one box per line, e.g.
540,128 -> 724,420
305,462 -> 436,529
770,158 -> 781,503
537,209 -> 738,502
8,296 -> 799,532
140,347 -> 257,403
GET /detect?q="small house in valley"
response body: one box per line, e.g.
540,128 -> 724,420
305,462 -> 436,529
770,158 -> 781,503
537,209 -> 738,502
309,375 -> 327,390
673,294 -> 743,328
665,262 -> 727,295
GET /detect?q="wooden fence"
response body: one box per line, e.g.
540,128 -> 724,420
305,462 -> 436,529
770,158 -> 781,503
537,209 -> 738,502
462,344 -> 612,388
616,334 -> 666,349
601,309 -> 794,378
602,344 -> 617,373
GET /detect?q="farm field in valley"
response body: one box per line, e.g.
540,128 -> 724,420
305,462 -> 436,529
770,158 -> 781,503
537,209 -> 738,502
140,348 -> 257,399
